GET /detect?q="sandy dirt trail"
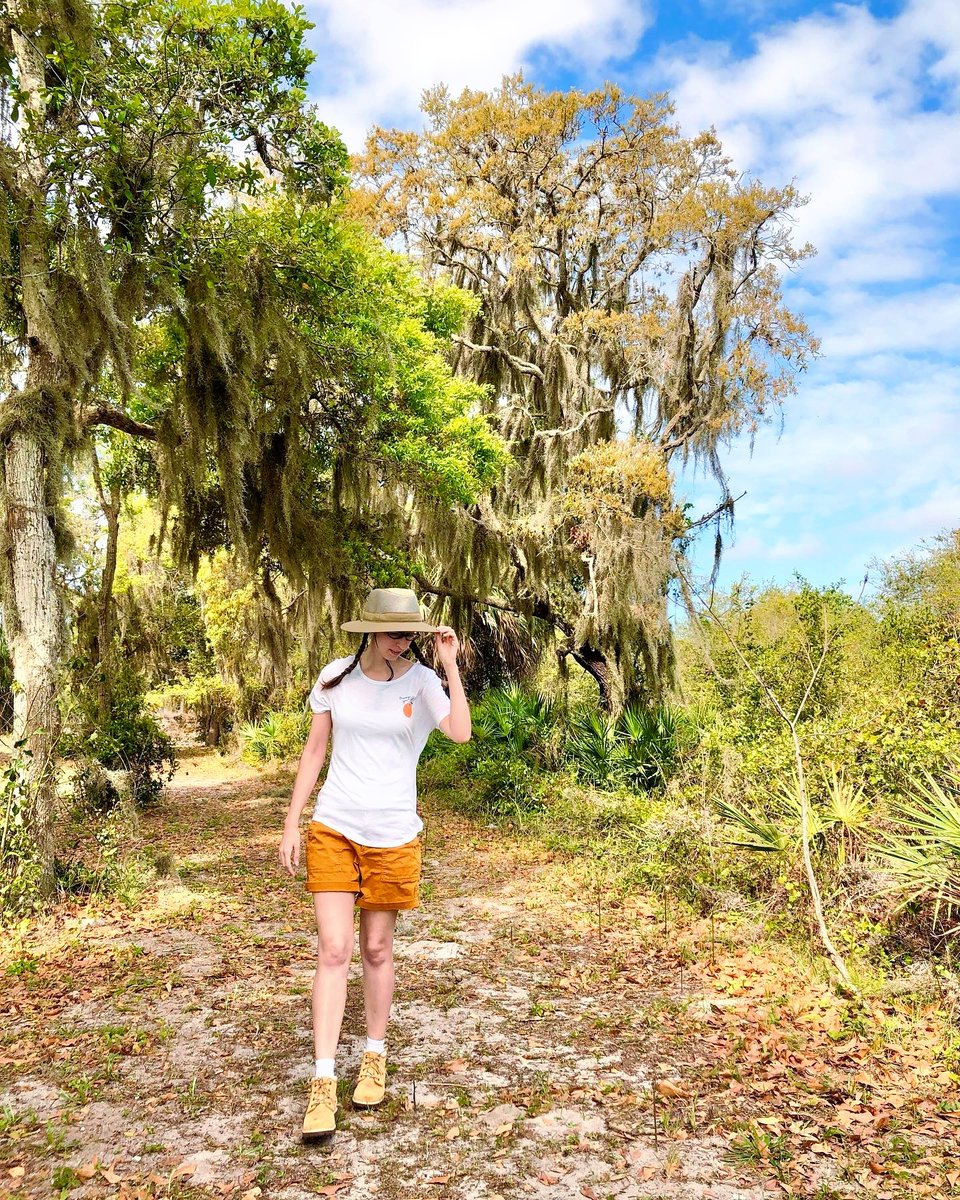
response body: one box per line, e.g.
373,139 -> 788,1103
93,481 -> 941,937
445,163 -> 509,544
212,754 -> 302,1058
1,753 -> 790,1199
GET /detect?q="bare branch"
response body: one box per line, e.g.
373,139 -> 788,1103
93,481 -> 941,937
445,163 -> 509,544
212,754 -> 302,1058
534,406 -> 614,441
413,573 -> 574,636
81,404 -> 157,440
685,491 -> 744,533
452,336 -> 545,381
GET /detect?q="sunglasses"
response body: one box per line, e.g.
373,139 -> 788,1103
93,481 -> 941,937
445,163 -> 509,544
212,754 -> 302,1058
384,631 -> 418,643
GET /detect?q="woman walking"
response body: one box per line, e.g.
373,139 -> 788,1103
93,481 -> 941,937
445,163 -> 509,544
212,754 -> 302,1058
279,588 -> 471,1140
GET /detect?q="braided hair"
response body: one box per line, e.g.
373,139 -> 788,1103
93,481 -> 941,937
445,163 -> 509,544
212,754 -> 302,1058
321,634 -> 368,690
320,633 -> 449,693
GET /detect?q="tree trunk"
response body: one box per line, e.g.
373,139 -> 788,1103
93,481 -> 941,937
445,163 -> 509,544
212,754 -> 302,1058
3,6 -> 67,894
91,446 -> 120,725
96,503 -> 119,725
3,429 -> 63,894
560,643 -> 612,710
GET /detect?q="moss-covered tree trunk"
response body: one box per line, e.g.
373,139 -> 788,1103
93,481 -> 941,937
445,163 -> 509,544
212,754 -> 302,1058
3,426 -> 63,894
2,6 -> 66,893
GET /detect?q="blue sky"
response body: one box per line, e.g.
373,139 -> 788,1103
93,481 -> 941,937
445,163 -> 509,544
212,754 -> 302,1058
301,0 -> 960,595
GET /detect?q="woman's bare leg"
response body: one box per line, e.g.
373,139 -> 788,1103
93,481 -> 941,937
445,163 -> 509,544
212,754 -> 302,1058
311,892 -> 357,1060
358,909 -> 398,1041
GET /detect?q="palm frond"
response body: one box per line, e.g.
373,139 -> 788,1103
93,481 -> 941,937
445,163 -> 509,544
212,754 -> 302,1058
567,708 -> 621,787
776,775 -> 827,843
716,798 -> 793,854
821,765 -> 870,834
875,763 -> 960,929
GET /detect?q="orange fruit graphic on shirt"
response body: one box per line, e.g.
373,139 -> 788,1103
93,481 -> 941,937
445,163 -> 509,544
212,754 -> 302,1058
403,702 -> 413,718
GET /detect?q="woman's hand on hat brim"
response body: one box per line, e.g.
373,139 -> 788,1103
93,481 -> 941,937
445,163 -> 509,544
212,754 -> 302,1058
433,626 -> 460,666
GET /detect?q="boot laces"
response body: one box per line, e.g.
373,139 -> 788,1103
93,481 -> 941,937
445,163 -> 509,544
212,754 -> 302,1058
359,1052 -> 383,1082
308,1077 -> 335,1109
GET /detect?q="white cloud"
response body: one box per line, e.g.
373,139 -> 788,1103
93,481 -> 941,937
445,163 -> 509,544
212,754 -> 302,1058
725,532 -> 826,563
665,2 -> 960,589
661,1 -> 960,277
303,0 -> 649,147
684,359 -> 960,582
817,283 -> 960,358
865,480 -> 960,538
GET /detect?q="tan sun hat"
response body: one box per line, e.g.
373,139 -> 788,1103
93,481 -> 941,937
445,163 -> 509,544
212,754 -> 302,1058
340,587 -> 442,634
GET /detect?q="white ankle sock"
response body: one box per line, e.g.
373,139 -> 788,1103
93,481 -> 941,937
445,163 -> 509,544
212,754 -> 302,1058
314,1058 -> 335,1079
365,1037 -> 385,1055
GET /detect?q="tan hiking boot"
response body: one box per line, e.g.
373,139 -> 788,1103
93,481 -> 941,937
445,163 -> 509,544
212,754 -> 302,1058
302,1076 -> 337,1140
352,1051 -> 387,1107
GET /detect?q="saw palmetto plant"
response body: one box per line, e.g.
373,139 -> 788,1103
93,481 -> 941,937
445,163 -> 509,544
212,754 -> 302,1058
717,767 -> 872,863
878,764 -> 960,932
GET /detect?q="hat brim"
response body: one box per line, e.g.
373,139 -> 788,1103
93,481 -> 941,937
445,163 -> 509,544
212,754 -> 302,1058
340,620 -> 442,634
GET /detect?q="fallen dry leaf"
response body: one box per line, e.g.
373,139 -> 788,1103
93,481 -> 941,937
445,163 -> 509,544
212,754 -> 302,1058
442,1058 -> 468,1073
75,1161 -> 98,1181
426,1176 -> 450,1185
8,1167 -> 25,1180
538,1171 -> 561,1185
169,1161 -> 198,1182
654,1080 -> 688,1099
100,1163 -> 123,1185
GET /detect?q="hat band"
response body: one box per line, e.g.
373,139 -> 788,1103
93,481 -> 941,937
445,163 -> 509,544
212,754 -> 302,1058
361,609 -> 425,623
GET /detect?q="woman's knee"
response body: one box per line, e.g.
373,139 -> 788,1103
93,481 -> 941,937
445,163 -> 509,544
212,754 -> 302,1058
317,937 -> 353,970
360,936 -> 393,969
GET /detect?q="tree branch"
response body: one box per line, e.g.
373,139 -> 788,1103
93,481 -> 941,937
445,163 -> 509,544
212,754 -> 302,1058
533,406 -> 614,441
413,573 -> 573,636
81,404 -> 157,440
685,491 -> 745,533
452,336 -> 545,381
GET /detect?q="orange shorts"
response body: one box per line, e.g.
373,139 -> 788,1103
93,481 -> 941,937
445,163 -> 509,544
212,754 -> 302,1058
305,821 -> 422,911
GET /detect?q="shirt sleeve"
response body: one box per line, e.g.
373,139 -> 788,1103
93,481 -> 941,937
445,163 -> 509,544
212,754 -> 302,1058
419,668 -> 452,731
308,659 -> 343,714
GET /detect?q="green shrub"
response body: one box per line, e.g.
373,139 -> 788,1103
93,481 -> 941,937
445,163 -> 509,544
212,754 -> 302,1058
419,686 -> 560,818
74,708 -> 175,807
71,760 -> 121,815
61,657 -> 176,807
0,747 -> 43,919
150,673 -> 239,747
716,767 -> 873,862
239,709 -> 311,763
567,709 -> 622,787
566,703 -> 688,790
464,752 -> 545,819
54,806 -> 142,903
474,685 -> 557,759
423,687 -> 694,825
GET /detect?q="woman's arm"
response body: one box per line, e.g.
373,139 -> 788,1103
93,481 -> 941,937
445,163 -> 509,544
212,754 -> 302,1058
435,627 -> 471,744
279,711 -> 331,876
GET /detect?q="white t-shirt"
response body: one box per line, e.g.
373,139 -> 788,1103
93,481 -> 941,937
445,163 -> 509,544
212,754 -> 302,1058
308,657 -> 451,847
